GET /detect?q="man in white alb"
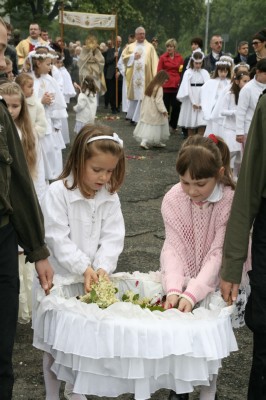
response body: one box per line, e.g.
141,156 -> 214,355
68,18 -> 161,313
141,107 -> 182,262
122,26 -> 158,123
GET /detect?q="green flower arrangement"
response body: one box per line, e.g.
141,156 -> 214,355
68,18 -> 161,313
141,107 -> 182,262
79,276 -> 119,308
78,276 -> 165,311
121,291 -> 165,311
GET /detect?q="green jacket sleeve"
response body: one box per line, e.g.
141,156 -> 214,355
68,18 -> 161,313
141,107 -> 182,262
0,100 -> 49,262
221,93 -> 266,283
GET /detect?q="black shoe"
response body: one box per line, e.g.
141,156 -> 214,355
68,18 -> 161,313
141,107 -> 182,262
112,109 -> 117,114
168,390 -> 189,400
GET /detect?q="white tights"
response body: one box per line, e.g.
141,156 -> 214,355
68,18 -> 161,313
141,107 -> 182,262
43,352 -> 61,400
199,374 -> 217,400
43,352 -> 86,400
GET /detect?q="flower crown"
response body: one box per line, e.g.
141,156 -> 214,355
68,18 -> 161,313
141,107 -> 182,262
215,60 -> 231,67
234,62 -> 250,71
30,51 -> 58,60
191,48 -> 205,62
30,44 -> 59,60
219,55 -> 234,65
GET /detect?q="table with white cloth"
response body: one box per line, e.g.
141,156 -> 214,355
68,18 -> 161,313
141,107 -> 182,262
33,271 -> 238,400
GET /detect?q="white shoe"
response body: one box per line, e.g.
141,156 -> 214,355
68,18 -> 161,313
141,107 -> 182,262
64,393 -> 87,400
64,386 -> 87,400
140,142 -> 149,150
153,142 -> 166,148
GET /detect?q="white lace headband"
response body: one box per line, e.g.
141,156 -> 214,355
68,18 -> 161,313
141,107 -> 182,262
216,61 -> 231,67
219,55 -> 234,65
30,51 -> 58,60
234,62 -> 250,71
87,132 -> 123,147
191,49 -> 205,61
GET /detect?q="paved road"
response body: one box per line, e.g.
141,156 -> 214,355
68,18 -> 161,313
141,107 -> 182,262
13,102 -> 252,399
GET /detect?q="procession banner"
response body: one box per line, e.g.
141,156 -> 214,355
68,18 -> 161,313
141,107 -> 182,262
60,11 -> 116,30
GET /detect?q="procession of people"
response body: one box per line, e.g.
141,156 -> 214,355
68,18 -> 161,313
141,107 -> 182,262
1,15 -> 266,400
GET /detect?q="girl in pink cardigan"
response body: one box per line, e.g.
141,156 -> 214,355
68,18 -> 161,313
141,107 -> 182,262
161,134 -> 235,400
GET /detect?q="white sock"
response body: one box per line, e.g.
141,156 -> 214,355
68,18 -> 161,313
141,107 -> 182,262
69,395 -> 87,400
199,374 -> 217,400
43,352 -> 61,400
65,382 -> 87,400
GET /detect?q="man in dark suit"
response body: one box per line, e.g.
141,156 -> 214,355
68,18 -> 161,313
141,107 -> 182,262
105,36 -> 123,114
203,34 -> 224,75
4,21 -> 18,76
234,41 -> 249,64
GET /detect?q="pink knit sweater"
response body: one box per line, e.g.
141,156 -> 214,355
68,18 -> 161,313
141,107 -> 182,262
160,183 -> 234,307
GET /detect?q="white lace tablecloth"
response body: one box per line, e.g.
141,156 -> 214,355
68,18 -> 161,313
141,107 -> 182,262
33,272 -> 238,399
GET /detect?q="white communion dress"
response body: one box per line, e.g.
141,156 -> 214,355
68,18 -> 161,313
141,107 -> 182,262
33,271 -> 238,399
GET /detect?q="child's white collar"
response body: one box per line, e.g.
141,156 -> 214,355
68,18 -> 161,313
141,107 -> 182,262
205,183 -> 223,203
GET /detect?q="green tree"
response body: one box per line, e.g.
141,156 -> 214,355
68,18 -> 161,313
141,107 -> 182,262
2,1 -> 62,29
2,0 -> 205,50
202,0 -> 266,55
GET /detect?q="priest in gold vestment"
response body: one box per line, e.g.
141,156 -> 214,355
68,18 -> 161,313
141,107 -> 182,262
122,27 -> 158,122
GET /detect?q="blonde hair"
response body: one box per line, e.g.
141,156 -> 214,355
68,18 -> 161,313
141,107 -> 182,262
165,38 -> 177,49
58,124 -> 126,198
0,82 -> 37,177
176,135 -> 235,189
15,72 -> 33,88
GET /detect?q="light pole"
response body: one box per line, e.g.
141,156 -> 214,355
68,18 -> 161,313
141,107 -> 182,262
204,0 -> 212,54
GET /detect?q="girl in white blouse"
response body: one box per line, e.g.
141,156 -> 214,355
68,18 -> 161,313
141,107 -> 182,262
38,125 -> 126,400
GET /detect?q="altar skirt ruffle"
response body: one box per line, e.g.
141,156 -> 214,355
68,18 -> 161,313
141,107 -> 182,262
33,273 -> 238,399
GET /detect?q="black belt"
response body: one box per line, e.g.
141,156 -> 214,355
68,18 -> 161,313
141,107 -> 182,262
190,83 -> 203,87
0,215 -> 9,228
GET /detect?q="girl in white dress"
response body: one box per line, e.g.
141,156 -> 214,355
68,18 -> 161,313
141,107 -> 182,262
27,46 -> 67,181
177,50 -> 210,136
15,73 -> 48,203
53,53 -> 76,145
73,76 -> 98,134
133,70 -> 170,149
34,125 -> 125,400
55,55 -> 76,104
0,82 -> 45,324
201,61 -> 232,135
233,61 -> 250,77
220,71 -> 250,177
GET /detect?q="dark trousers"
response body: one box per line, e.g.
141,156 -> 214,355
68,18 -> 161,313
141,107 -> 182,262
0,223 -> 19,400
245,198 -> 266,399
163,92 -> 180,130
106,77 -> 122,111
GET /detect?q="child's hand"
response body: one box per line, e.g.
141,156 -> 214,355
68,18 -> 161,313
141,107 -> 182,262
163,112 -> 168,117
164,294 -> 179,309
236,134 -> 245,143
42,92 -> 53,105
97,268 -> 109,281
178,297 -> 192,313
83,266 -> 98,293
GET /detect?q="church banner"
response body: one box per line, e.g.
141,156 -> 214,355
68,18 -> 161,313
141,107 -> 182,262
60,11 -> 116,30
